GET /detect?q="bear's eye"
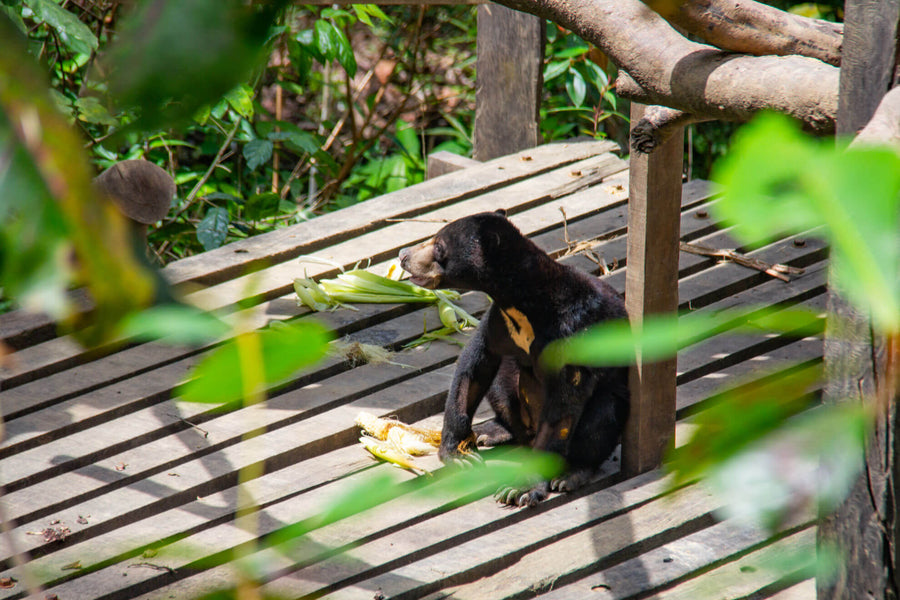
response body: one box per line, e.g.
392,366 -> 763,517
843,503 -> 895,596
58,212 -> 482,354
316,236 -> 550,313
432,240 -> 446,263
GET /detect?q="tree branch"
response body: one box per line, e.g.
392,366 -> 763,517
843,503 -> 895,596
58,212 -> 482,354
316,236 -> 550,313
495,0 -> 839,132
661,0 -> 842,66
850,86 -> 900,150
629,105 -> 713,154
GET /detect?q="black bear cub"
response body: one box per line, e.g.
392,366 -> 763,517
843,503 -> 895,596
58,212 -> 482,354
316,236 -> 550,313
399,210 -> 629,507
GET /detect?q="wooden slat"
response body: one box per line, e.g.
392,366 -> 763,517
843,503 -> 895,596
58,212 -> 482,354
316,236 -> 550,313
646,528 -> 815,600
425,151 -> 480,179
288,483 -> 718,599
622,103 -> 684,476
536,519 -> 802,600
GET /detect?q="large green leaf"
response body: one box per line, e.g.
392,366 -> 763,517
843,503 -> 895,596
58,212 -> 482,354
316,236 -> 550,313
176,320 -> 332,404
197,206 -> 229,250
540,305 -> 824,371
713,112 -> 900,332
244,191 -> 279,221
24,0 -> 98,55
244,138 -> 274,171
119,304 -> 231,345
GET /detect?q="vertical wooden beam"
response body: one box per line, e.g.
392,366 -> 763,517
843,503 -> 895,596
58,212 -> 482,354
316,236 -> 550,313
817,0 -> 900,597
473,4 -> 543,161
622,103 -> 683,477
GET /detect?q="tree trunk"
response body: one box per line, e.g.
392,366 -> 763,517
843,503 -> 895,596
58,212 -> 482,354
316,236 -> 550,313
817,0 -> 900,596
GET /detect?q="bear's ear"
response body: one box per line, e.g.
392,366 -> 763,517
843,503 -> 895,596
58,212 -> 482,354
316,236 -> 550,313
494,208 -> 507,218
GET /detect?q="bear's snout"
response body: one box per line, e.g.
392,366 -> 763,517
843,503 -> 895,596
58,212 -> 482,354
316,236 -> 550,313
399,247 -> 412,271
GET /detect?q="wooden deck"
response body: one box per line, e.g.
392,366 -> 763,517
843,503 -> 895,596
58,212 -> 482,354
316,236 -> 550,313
0,139 -> 823,600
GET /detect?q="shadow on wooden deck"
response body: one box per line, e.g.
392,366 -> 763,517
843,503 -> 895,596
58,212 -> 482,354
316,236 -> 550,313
0,140 -> 820,600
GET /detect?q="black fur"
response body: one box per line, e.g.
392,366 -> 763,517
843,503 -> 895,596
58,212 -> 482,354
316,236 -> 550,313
399,211 -> 629,507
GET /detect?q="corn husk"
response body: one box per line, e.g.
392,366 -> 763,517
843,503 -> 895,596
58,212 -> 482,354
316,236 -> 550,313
355,412 -> 441,447
359,436 -> 427,475
293,262 -> 479,334
329,338 -> 406,367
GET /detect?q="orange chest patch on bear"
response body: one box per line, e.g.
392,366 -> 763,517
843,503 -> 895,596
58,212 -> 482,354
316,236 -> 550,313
500,307 -> 535,354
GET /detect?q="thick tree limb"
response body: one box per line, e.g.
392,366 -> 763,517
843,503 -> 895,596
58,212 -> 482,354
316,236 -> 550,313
495,0 -> 839,132
850,86 -> 900,150
629,105 -> 713,154
663,0 -> 842,66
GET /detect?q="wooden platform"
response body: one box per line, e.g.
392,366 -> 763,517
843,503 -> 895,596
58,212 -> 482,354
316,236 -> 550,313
0,140 -> 823,600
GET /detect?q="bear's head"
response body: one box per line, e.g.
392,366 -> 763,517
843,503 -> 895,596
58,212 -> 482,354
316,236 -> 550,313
398,209 -> 526,291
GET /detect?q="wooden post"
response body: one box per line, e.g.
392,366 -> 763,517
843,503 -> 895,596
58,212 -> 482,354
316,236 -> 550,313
622,103 -> 683,476
816,0 -> 900,597
473,4 -> 543,161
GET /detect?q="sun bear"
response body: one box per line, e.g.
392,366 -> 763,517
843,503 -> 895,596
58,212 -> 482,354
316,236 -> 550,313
399,210 -> 629,507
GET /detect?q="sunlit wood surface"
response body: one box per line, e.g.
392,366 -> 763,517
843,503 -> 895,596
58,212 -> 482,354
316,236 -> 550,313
0,139 -> 820,600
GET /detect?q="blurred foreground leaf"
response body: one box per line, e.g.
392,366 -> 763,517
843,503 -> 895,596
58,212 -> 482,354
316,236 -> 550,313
103,0 -> 286,132
714,112 -> 900,332
0,17 -> 154,344
704,401 -> 866,531
541,305 -> 824,370
119,304 -> 231,345
176,320 -> 333,404
668,363 -> 824,489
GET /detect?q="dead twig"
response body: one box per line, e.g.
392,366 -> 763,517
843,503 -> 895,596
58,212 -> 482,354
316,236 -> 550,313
167,413 -> 210,438
165,117 -> 242,225
679,241 -> 804,282
557,207 -> 612,273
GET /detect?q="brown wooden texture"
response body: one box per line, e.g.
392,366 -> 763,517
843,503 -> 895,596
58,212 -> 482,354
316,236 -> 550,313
817,0 -> 900,596
0,152 -> 829,600
472,4 -> 543,161
622,103 -> 683,476
425,151 -> 480,179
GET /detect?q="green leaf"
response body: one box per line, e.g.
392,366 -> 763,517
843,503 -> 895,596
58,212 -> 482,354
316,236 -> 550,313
352,4 -> 390,26
243,138 -> 273,171
394,120 -> 420,159
25,0 -> 98,55
314,20 -> 338,61
1,5 -> 27,33
244,191 -> 280,221
540,305 -> 825,371
543,60 -> 569,83
197,206 -> 229,250
331,23 -> 357,77
223,84 -> 254,118
119,304 -> 231,344
565,69 -> 587,107
74,96 -> 118,126
264,446 -> 563,552
176,320 -> 332,404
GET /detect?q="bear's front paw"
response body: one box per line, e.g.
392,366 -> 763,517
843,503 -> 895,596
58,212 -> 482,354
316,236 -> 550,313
438,435 -> 482,467
550,468 -> 595,493
494,481 -> 550,508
